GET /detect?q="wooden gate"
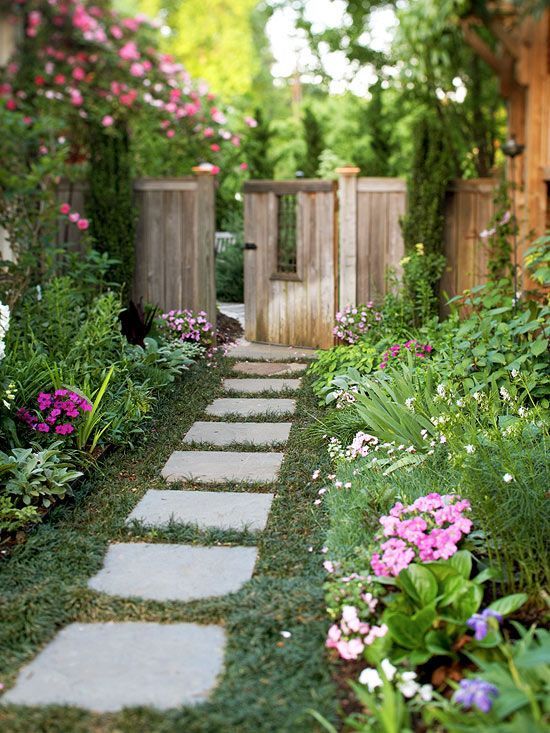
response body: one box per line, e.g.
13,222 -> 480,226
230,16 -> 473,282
243,180 -> 338,349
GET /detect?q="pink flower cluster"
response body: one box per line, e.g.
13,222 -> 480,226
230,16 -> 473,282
17,389 -> 92,435
1,0 -> 250,173
59,202 -> 89,230
333,303 -> 382,344
370,493 -> 472,576
379,340 -> 433,369
326,600 -> 388,661
161,309 -> 214,347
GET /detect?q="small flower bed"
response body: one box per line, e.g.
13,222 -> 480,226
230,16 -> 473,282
159,309 -> 214,348
333,303 -> 382,344
17,389 -> 92,436
379,339 -> 432,369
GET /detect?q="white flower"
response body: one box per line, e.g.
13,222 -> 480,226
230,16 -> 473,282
280,630 -> 291,638
405,397 -> 415,410
440,435 -> 447,444
398,671 -> 419,698
518,406 -> 528,417
380,658 -> 397,681
436,384 -> 446,398
418,684 -> 434,702
456,399 -> 464,407
511,369 -> 519,378
311,469 -> 320,480
465,444 -> 475,454
500,387 -> 511,402
503,473 -> 514,483
359,667 -> 382,692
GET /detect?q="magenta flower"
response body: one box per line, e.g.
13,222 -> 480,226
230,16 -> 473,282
37,423 -> 50,432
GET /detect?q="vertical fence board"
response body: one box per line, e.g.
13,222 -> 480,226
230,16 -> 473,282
133,175 -> 216,327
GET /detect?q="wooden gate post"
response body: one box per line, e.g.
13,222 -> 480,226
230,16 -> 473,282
337,166 -> 360,311
192,167 -> 217,332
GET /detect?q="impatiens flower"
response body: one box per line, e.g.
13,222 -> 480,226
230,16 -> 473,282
380,658 -> 396,681
359,667 -> 382,691
467,608 -> 503,640
453,678 -> 499,713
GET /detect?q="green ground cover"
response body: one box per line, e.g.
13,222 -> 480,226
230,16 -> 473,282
0,360 -> 337,733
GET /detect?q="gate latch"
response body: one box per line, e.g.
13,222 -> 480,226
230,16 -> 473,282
244,242 -> 257,250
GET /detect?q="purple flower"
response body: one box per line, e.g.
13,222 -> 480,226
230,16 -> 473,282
36,423 -> 50,433
453,678 -> 499,713
467,609 -> 503,640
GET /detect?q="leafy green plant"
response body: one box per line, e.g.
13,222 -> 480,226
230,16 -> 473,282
370,554 -> 527,667
525,233 -> 550,288
216,241 -> 244,303
0,495 -> 39,533
309,342 -> 378,397
0,443 -> 82,509
74,366 -> 114,453
425,625 -> 550,732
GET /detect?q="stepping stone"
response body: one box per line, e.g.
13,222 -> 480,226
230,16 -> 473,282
227,338 -> 317,361
126,490 -> 274,531
183,421 -> 291,446
205,398 -> 296,418
222,378 -> 301,394
88,543 -> 257,602
2,622 -> 225,712
162,451 -> 284,484
233,361 -> 307,376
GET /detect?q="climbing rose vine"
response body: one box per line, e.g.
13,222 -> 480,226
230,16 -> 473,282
0,0 -> 247,171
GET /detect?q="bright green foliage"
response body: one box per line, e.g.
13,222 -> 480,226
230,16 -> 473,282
87,122 -> 136,289
216,243 -> 244,303
525,233 -> 550,288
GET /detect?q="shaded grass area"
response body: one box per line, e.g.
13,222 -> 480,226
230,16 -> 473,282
0,358 -> 336,732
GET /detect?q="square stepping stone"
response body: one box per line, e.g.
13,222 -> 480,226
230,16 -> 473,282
88,543 -> 257,602
233,361 -> 307,376
161,451 -> 284,484
2,622 -> 225,712
227,339 -> 316,361
222,378 -> 301,394
183,421 -> 292,447
205,398 -> 296,418
126,490 -> 273,531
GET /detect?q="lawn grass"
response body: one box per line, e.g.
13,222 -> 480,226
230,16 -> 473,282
0,357 -> 337,733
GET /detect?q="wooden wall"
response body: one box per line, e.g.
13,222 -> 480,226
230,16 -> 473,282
441,179 -> 498,302
133,174 -> 216,328
338,169 -> 497,310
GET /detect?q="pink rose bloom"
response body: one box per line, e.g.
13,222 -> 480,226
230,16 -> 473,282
166,129 -> 175,138
59,203 -> 71,215
245,116 -> 258,128
69,212 -> 80,223
239,162 -> 248,170
102,115 -> 114,127
72,67 -> 86,81
203,127 -> 214,138
118,41 -> 140,61
70,90 -> 83,107
130,62 -> 145,77
210,143 -> 220,152
110,25 -> 123,39
77,219 -> 89,231
211,165 -> 220,175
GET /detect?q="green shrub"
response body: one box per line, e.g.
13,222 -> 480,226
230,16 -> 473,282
216,241 -> 244,303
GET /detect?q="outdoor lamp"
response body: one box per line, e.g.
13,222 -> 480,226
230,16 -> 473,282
502,135 -> 525,159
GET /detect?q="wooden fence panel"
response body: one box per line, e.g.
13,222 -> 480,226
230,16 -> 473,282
441,179 -> 497,302
133,173 -> 216,327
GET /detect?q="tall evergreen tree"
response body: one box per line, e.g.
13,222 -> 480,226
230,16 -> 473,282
301,106 -> 324,177
87,122 -> 136,289
243,108 -> 274,179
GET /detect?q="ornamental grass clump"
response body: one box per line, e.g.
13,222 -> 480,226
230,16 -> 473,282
370,493 -> 472,576
17,389 -> 93,436
333,303 -> 382,344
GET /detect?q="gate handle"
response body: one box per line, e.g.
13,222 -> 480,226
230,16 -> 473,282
244,242 -> 257,250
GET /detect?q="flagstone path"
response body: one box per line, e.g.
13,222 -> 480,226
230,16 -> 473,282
3,343 -> 314,713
